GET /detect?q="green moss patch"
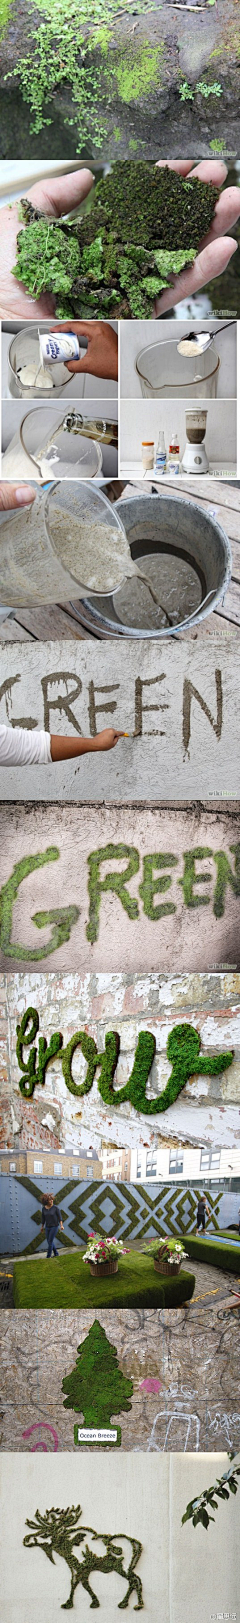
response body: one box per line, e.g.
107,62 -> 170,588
13,1248 -> 195,1310
185,1234 -> 240,1275
13,163 -> 219,319
115,44 -> 163,105
62,1318 -> 133,1432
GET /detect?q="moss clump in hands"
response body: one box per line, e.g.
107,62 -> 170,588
12,219 -> 80,301
12,162 -> 219,319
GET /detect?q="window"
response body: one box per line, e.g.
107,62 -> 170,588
72,1165 -> 79,1177
136,1155 -> 142,1179
169,1150 -> 184,1175
86,1150 -> 93,1159
34,1160 -> 43,1174
146,1150 -> 157,1176
200,1148 -> 220,1172
10,1161 -> 16,1171
54,1163 -> 62,1175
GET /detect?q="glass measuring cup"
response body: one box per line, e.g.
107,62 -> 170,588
0,481 -> 135,607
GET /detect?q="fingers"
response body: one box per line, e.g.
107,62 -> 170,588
27,167 -> 94,218
156,159 -> 228,186
186,160 -> 228,186
155,236 -> 238,314
0,483 -> 36,511
156,161 -> 195,175
200,187 -> 240,248
57,321 -> 98,334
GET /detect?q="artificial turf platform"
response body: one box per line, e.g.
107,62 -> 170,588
12,1249 -> 195,1311
185,1233 -> 240,1275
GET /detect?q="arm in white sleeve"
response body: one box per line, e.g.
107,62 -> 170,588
0,724 -> 52,765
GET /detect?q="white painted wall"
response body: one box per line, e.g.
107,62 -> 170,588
120,398 -> 236,470
120,319 -> 237,400
0,1453 -> 239,1623
0,638 -> 239,801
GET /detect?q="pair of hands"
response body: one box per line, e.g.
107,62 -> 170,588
0,160 -> 239,322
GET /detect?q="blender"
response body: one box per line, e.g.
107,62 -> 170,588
182,410 -> 209,474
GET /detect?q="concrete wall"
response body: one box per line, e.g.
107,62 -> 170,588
0,803 -> 239,974
1,971 -> 239,1153
0,1308 -> 240,1455
0,1175 -> 239,1256
120,320 -> 237,401
0,1452 -> 239,1622
1,640 -> 239,802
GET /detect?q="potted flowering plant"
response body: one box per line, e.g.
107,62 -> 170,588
144,1238 -> 188,1276
82,1232 -> 129,1277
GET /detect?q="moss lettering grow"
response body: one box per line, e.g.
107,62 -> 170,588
12,164 -> 219,319
16,1008 -> 233,1115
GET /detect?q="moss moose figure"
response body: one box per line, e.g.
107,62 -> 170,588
23,1504 -> 144,1610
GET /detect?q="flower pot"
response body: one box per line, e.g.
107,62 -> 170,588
154,1256 -> 181,1277
89,1258 -> 119,1277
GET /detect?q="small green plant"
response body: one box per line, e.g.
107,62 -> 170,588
196,80 -> 223,98
179,80 -> 194,102
209,139 -> 226,154
179,78 -> 223,103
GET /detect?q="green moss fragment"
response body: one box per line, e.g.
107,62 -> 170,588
12,164 -> 219,319
12,220 -> 80,301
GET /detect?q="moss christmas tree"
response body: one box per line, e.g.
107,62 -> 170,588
62,1319 -> 133,1447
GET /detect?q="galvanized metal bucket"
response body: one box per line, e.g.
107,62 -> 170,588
73,489 -> 232,639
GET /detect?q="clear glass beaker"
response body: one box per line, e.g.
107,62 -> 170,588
136,341 -> 220,399
0,482 -> 134,607
2,408 -> 103,481
8,326 -> 70,400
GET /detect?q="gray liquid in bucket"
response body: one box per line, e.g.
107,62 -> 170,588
113,545 -> 204,629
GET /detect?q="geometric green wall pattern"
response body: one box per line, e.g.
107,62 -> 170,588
1,1177 -> 222,1255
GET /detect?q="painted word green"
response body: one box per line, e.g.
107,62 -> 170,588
16,1010 -> 233,1115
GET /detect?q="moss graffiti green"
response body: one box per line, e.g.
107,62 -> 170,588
15,1012 -> 233,1115
87,844 -> 139,945
139,854 -> 178,920
0,847 -> 79,961
62,1318 -> 133,1444
1,842 -> 239,960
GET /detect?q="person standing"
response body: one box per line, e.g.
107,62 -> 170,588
41,1194 -> 64,1258
196,1193 -> 210,1236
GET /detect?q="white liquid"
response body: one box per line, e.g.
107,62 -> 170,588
114,549 -> 202,629
49,504 -> 136,592
18,362 -> 54,390
1,438 -> 56,483
0,495 -> 136,604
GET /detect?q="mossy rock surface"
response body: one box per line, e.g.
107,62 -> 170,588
0,0 -> 239,158
13,1248 -> 195,1310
